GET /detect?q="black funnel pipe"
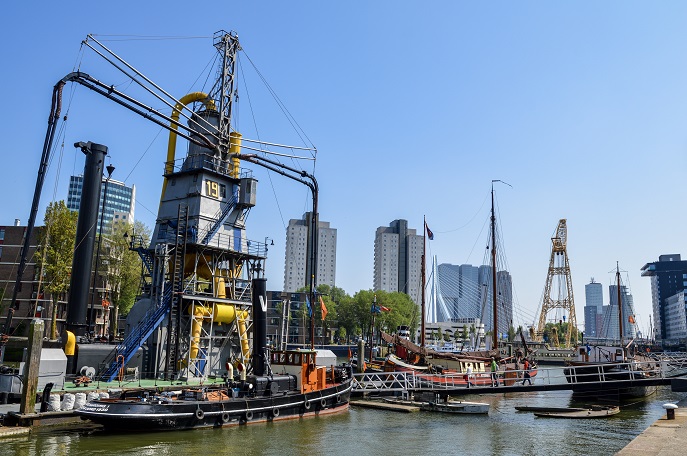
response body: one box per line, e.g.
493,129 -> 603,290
252,277 -> 268,376
65,142 -> 108,338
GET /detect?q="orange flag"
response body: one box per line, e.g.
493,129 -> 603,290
319,295 -> 328,320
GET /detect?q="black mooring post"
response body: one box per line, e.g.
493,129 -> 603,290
252,277 -> 268,376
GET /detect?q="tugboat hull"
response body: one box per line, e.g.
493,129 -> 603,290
76,381 -> 352,431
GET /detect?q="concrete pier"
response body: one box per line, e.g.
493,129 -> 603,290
616,398 -> 687,455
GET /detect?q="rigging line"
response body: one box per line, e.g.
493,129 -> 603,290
83,37 -> 218,141
32,140 -> 67,319
121,127 -> 165,184
237,143 -> 315,160
437,192 -> 490,234
464,215 -> 490,265
241,50 -> 316,154
91,35 -> 212,41
240,137 -> 317,152
238,57 -> 287,231
81,41 -> 217,141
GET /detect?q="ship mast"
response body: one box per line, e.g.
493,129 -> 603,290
491,183 -> 498,349
616,262 -> 623,347
421,215 -> 427,348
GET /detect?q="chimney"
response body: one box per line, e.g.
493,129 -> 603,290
14,219 -> 20,226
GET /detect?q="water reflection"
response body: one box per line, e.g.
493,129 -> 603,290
3,387 -> 684,456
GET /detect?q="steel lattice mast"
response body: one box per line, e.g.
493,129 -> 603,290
535,219 -> 577,347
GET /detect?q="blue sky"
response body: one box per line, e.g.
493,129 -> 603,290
2,2 -> 686,335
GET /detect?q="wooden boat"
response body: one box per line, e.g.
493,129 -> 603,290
534,405 -> 620,419
76,350 -> 352,431
515,406 -> 587,413
384,396 -> 489,414
564,264 -> 659,400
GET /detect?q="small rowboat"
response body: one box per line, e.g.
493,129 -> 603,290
515,406 -> 587,413
533,405 -> 619,419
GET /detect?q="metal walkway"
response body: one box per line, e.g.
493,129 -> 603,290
351,361 -> 682,397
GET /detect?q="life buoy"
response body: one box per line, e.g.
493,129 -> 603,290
272,407 -> 280,418
335,394 -> 341,404
221,412 -> 230,423
195,409 -> 204,420
303,400 -> 311,410
320,398 -> 327,408
245,410 -> 253,421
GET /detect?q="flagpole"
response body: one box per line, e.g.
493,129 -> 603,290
421,215 -> 426,349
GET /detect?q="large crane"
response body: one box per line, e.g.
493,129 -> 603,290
535,219 -> 577,347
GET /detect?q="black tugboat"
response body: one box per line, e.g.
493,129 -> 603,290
76,348 -> 352,430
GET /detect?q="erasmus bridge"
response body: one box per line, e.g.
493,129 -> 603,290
425,255 -> 513,337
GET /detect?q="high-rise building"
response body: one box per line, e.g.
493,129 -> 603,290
67,175 -> 136,233
600,284 -> 637,341
641,254 -> 687,342
373,220 -> 422,305
664,291 -> 687,342
584,279 -> 603,337
283,212 -> 337,293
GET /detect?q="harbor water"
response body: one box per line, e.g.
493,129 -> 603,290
2,385 -> 684,455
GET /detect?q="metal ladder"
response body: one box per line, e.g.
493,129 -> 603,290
164,203 -> 188,380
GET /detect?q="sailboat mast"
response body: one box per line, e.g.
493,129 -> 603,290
616,262 -> 623,346
421,215 -> 427,348
491,185 -> 498,349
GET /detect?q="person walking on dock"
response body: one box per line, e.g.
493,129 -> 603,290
522,358 -> 532,386
490,357 -> 499,387
465,364 -> 475,388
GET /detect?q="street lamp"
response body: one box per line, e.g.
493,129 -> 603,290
88,163 -> 115,339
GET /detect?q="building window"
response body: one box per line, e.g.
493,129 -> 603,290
0,229 -> 4,241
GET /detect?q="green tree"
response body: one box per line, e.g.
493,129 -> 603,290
105,220 -> 150,336
508,325 -> 516,342
36,201 -> 78,339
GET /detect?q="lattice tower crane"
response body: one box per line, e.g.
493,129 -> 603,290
535,219 -> 577,347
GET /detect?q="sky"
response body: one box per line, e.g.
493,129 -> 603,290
2,2 -> 686,336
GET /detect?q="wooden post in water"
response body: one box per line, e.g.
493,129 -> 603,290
20,318 -> 44,414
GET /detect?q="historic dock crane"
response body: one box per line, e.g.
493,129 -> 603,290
535,219 -> 577,347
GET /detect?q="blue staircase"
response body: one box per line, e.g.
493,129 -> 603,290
134,247 -> 154,275
201,195 -> 237,244
99,286 -> 173,382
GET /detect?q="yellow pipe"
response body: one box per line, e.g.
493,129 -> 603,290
64,331 -> 76,356
161,92 -> 217,202
229,131 -> 242,178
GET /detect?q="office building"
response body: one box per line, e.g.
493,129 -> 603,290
600,284 -> 637,341
373,220 -> 422,305
641,254 -> 687,342
67,175 -> 136,233
283,212 -> 337,293
0,223 -> 52,338
584,279 -> 603,337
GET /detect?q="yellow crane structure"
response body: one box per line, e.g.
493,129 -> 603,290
535,219 -> 577,347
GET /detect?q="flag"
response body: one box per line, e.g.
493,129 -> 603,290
425,222 -> 434,240
319,295 -> 328,320
371,304 -> 391,313
305,296 -> 313,317
628,315 -> 635,324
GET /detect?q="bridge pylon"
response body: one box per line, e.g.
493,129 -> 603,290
535,219 -> 577,347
